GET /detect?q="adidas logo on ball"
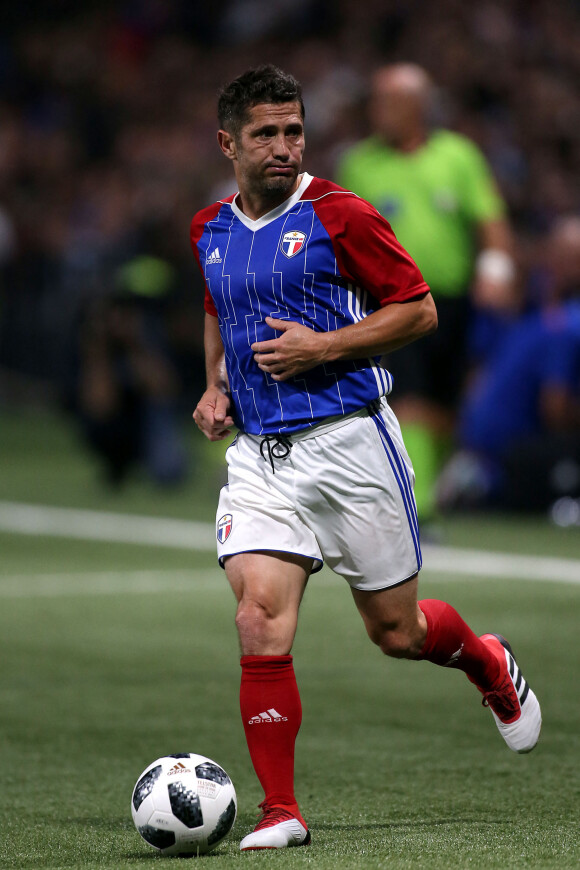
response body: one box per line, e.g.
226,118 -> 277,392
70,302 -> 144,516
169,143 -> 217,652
167,761 -> 191,776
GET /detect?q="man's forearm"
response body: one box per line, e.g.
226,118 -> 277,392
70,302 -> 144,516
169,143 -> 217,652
323,293 -> 437,362
204,313 -> 230,390
251,294 -> 438,382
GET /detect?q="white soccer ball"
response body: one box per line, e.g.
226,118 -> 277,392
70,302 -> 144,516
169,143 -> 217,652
131,753 -> 237,856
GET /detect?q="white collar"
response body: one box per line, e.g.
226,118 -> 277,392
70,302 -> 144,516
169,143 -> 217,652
230,173 -> 313,230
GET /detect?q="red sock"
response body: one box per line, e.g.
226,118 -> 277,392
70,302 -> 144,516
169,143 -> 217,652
240,655 -> 303,815
418,599 -> 500,688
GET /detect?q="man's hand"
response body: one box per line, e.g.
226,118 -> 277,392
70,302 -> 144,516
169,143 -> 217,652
251,317 -> 330,381
193,386 -> 235,441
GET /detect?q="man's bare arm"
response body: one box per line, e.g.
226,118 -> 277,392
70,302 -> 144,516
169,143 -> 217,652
252,293 -> 437,381
193,314 -> 235,440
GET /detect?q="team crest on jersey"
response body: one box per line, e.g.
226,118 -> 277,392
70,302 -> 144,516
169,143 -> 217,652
281,230 -> 306,258
217,513 -> 233,544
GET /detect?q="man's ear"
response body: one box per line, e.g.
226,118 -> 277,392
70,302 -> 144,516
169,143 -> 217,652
218,129 -> 236,160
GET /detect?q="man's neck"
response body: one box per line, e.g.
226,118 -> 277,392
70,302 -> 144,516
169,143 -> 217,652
382,129 -> 428,154
236,175 -> 303,221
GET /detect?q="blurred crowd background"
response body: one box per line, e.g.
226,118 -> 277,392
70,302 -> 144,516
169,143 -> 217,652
1,0 -> 579,515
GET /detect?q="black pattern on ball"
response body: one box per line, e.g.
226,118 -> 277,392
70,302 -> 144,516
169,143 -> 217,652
195,762 -> 231,786
168,781 -> 203,828
207,798 -> 237,846
169,753 -> 191,759
132,765 -> 162,812
138,824 -> 176,850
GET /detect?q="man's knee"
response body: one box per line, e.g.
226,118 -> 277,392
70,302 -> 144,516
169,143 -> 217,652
369,622 -> 425,658
224,552 -> 310,655
353,579 -> 427,659
234,597 -> 299,656
235,597 -> 276,637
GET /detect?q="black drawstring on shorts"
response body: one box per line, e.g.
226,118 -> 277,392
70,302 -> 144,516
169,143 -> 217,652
259,434 -> 292,473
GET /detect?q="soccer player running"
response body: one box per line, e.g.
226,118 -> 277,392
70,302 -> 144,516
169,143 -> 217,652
191,65 -> 541,852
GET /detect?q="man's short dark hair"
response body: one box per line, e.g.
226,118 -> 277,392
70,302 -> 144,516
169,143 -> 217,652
218,65 -> 304,138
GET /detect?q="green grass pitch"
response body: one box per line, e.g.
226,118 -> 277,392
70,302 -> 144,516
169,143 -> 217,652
0,409 -> 579,868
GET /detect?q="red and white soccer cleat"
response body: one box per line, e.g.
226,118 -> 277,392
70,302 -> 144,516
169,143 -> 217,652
240,802 -> 311,851
474,633 -> 541,753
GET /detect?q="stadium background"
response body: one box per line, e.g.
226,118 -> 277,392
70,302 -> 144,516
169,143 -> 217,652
0,2 -> 579,868
1,0 -> 579,394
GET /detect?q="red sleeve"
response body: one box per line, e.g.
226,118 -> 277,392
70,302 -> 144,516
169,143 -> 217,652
203,288 -> 218,317
190,201 -> 226,317
311,186 -> 429,306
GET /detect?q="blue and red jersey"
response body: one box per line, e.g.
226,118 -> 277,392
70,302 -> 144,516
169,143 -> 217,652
190,173 -> 429,434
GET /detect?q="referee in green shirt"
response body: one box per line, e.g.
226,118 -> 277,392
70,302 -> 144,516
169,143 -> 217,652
337,63 -> 517,525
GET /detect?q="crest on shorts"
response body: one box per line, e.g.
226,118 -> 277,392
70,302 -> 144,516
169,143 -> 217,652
217,513 -> 233,544
281,231 -> 306,258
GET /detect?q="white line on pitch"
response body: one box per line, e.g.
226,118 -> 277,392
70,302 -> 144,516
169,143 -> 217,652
0,501 -> 578,585
0,559 -> 578,598
0,501 -> 215,550
421,545 -> 580,584
0,569 -> 225,598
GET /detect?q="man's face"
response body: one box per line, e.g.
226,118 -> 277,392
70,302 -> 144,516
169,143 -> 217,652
219,102 -> 305,206
369,68 -> 428,146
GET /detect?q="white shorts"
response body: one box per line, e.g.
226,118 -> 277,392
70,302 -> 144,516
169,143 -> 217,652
215,398 -> 421,591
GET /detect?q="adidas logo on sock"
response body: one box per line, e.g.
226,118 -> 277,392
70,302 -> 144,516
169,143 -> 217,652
248,708 -> 288,725
207,247 -> 222,265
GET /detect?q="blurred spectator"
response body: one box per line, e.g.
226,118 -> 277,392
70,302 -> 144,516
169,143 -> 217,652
69,253 -> 189,487
437,216 -> 580,512
336,63 -> 518,524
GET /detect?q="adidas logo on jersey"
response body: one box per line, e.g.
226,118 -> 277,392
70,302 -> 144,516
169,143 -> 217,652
206,247 -> 222,265
248,708 -> 288,724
